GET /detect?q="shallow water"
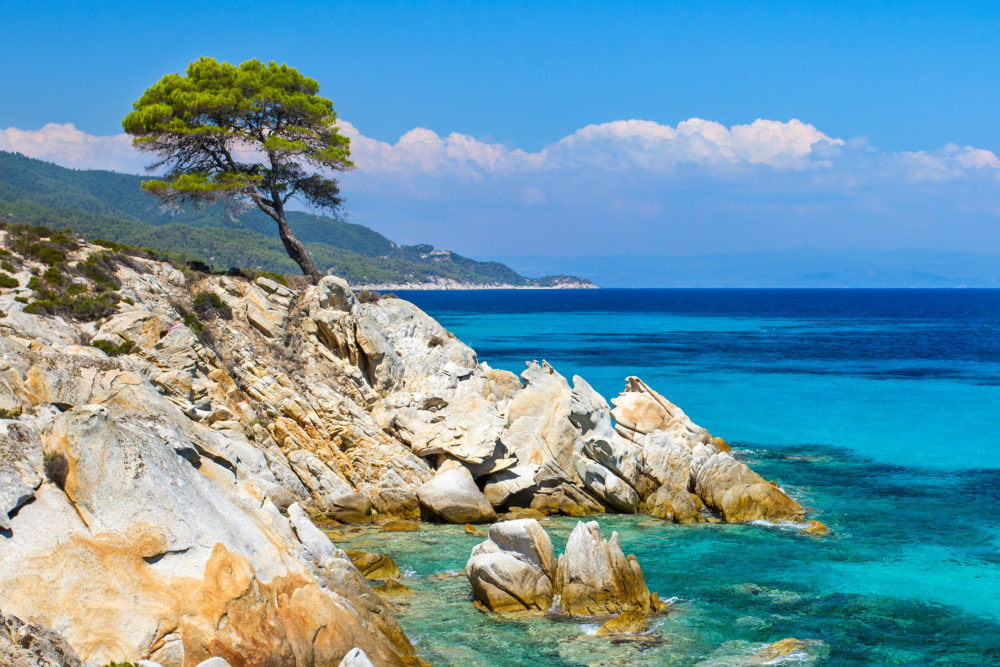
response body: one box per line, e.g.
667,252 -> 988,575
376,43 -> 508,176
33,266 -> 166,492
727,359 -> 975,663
357,289 -> 1000,665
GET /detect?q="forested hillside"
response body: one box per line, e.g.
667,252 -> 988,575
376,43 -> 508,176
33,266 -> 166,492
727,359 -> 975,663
0,151 -> 590,286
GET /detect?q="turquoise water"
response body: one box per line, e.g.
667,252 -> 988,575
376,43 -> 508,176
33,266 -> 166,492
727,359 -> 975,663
349,290 -> 1000,665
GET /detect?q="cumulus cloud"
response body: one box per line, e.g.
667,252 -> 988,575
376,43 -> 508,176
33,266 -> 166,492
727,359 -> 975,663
0,123 -> 149,173
4,118 -> 998,185
3,117 -> 999,257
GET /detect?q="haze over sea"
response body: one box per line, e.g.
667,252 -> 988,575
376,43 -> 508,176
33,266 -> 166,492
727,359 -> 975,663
341,288 -> 1000,666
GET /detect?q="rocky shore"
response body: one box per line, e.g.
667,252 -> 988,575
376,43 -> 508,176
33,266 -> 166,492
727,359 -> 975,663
0,229 -> 812,665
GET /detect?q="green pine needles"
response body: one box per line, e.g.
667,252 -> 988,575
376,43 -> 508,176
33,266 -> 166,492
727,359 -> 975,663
123,58 -> 354,283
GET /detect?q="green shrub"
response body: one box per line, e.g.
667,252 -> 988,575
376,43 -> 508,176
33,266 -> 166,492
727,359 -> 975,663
0,407 -> 21,419
92,339 -> 136,356
43,266 -> 64,285
357,289 -> 380,303
79,251 -> 122,290
192,291 -> 232,321
1,260 -> 16,272
43,451 -> 68,489
0,272 -> 18,288
13,296 -> 27,304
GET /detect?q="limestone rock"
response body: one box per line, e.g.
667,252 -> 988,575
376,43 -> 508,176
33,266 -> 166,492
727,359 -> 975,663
803,520 -> 830,536
753,637 -> 809,663
373,580 -> 411,596
0,610 -> 82,667
484,518 -> 557,579
554,521 -> 659,616
318,275 -> 356,312
417,466 -> 496,524
0,419 -> 42,531
345,550 -> 402,580
338,647 -> 376,667
693,453 -> 804,523
379,519 -> 420,532
465,519 -> 556,612
596,609 -> 650,636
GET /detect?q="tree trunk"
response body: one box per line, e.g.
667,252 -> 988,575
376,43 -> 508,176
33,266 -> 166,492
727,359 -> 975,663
276,215 -> 323,284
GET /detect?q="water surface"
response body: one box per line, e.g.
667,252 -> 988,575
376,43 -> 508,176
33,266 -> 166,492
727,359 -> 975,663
356,289 -> 1000,665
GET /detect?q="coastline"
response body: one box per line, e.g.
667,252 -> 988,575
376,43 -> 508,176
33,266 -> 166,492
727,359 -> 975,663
353,280 -> 599,291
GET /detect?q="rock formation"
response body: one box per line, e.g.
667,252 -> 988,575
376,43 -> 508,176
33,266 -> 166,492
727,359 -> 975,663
465,519 -> 556,612
554,521 -> 661,616
0,228 -> 814,663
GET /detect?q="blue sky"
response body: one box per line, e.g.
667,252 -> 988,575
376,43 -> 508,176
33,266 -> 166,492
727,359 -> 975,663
2,1 -> 999,260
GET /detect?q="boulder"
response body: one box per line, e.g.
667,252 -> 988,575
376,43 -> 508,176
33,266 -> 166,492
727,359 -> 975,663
465,519 -> 556,612
417,466 -> 496,524
466,551 -> 554,612
554,521 -> 659,616
345,550 -> 402,580
484,518 -> 557,579
803,520 -> 830,536
379,519 -> 420,532
693,453 -> 804,522
373,579 -> 411,596
596,609 -> 650,636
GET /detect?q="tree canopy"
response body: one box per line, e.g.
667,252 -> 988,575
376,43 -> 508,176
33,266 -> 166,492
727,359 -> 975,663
122,57 -> 353,282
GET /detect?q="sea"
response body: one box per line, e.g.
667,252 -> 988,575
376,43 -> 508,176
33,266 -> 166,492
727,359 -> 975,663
336,289 -> 1000,666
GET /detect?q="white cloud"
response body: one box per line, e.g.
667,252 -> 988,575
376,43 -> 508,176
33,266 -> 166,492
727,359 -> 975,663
0,123 -> 148,173
2,118 -> 998,188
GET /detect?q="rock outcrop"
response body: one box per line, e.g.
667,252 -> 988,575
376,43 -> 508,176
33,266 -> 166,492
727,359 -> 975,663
0,610 -> 81,667
465,519 -> 556,612
0,228 -> 814,663
554,521 -> 661,616
467,519 -> 662,620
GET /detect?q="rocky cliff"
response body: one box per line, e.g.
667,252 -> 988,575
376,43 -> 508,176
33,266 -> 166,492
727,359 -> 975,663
0,228 -> 809,665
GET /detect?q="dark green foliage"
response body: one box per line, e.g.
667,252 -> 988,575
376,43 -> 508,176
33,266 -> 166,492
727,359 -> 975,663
1,260 -> 17,272
13,296 -> 27,304
357,289 -> 381,303
0,272 -> 18,288
92,339 -> 136,356
80,251 -> 122,290
0,151 -> 589,286
123,58 -> 354,281
192,291 -> 232,320
1,223 -> 125,321
43,451 -> 68,489
0,407 -> 20,419
42,266 -> 63,285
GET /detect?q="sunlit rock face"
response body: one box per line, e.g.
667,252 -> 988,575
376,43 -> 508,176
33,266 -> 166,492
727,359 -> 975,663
0,234 -> 809,663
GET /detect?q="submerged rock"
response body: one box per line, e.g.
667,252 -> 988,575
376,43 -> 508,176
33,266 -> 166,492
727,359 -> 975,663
803,520 -> 830,536
554,521 -> 660,616
596,609 -> 650,636
379,519 -> 420,532
345,550 -> 403,580
373,579 -> 412,596
753,637 -> 809,663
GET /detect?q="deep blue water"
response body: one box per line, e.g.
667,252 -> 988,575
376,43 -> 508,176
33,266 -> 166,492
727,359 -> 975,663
350,289 -> 1000,665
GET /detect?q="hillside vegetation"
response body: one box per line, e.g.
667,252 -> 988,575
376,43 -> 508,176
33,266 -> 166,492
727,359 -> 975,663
0,151 -> 590,287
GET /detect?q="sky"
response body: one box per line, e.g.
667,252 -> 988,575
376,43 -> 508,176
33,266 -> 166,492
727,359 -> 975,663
2,1 -> 999,261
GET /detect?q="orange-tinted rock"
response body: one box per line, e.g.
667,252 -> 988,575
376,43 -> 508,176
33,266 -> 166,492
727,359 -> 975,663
596,609 -> 649,635
803,520 -> 830,536
379,519 -> 420,532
